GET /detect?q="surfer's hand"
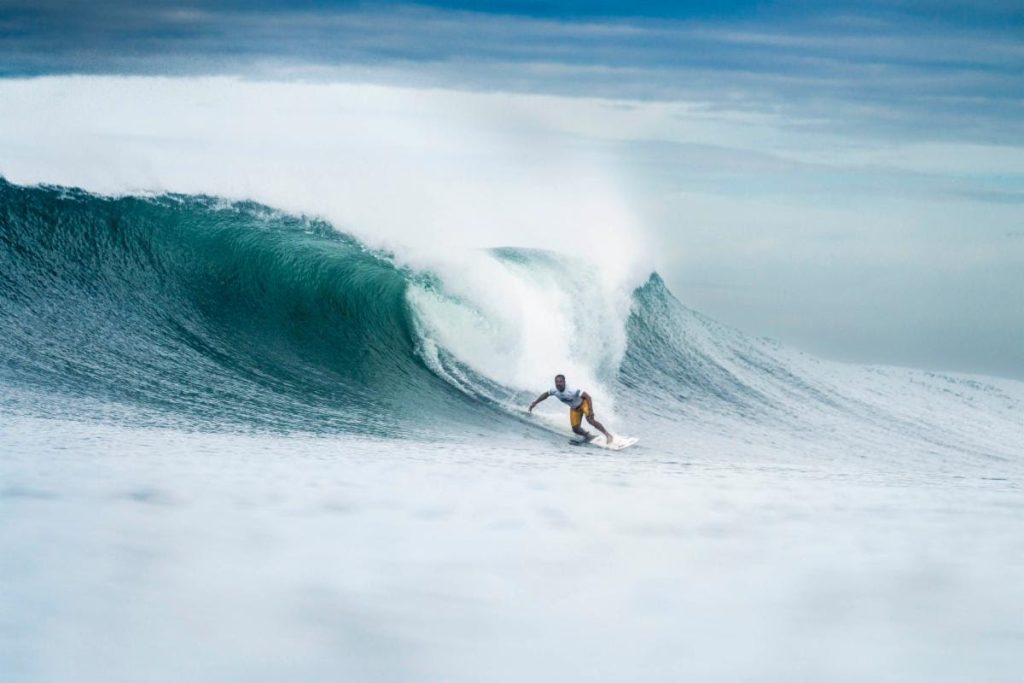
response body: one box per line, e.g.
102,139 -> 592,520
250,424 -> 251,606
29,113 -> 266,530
528,403 -> 534,412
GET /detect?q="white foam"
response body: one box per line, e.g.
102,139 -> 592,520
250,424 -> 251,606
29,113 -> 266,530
405,248 -> 632,422
0,76 -> 649,272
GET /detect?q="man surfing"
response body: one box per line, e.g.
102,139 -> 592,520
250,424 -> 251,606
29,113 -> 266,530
528,374 -> 614,444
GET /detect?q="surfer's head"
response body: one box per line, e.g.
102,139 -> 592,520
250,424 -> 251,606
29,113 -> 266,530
554,374 -> 566,390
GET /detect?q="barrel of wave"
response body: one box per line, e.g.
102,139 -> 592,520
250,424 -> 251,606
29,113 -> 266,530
405,246 -> 641,426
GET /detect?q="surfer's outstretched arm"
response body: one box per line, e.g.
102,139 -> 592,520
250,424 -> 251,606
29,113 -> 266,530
528,392 -> 550,412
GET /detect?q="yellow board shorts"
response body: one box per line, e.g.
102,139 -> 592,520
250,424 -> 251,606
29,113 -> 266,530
570,397 -> 593,429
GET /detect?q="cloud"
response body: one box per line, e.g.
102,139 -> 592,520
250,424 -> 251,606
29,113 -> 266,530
1,2 -> 1021,144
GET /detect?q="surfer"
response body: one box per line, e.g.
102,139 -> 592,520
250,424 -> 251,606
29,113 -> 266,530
528,374 -> 614,444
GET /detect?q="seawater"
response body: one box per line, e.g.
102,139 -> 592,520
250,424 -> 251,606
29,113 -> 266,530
2,179 -> 1022,682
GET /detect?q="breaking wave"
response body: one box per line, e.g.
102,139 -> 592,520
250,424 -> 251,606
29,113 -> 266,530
1,179 -> 1020,458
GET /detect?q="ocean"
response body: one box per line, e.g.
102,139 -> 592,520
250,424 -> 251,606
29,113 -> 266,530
2,178 -> 1022,681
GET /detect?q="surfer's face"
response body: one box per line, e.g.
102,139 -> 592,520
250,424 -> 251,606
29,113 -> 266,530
555,375 -> 565,391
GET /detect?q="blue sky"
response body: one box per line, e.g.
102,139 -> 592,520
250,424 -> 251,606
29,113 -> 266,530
3,1 -> 1021,143
1,1 -> 1022,377
2,1 -> 1015,139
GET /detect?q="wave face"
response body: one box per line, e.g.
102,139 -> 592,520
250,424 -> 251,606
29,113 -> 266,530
0,179 -> 492,434
1,179 -> 1021,457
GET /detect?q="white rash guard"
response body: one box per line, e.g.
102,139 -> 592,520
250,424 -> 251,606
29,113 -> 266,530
548,386 -> 584,408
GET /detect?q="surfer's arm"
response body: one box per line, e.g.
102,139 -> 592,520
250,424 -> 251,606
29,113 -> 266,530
528,392 -> 551,412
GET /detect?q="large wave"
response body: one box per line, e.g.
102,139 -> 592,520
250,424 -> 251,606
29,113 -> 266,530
0,179 -> 490,434
1,179 -> 1020,458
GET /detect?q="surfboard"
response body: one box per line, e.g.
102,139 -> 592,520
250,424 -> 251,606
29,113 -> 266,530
569,435 -> 638,450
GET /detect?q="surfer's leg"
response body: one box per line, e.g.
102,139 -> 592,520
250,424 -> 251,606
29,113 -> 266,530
584,400 -> 613,442
586,415 -> 612,442
570,407 -> 591,438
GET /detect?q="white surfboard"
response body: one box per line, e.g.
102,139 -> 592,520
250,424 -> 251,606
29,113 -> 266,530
569,435 -> 638,450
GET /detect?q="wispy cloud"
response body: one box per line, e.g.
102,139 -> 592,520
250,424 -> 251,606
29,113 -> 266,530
2,2 -> 1021,143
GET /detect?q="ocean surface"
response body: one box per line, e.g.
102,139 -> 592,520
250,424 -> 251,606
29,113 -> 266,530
2,178 -> 1022,682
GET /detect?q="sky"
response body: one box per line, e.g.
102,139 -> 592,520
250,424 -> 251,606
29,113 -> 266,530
0,0 -> 1022,378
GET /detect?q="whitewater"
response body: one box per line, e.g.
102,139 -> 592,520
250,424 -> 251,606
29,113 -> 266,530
1,78 -> 1022,682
